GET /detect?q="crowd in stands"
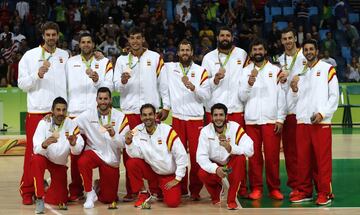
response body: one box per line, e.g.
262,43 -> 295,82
0,0 -> 360,87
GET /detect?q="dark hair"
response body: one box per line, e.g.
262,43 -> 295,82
97,87 -> 112,98
42,21 -> 60,34
211,103 -> 228,115
79,33 -> 94,43
302,39 -> 318,50
140,103 -> 156,115
128,26 -> 143,37
249,38 -> 268,52
52,97 -> 67,110
217,26 -> 232,36
281,28 -> 297,38
177,39 -> 193,51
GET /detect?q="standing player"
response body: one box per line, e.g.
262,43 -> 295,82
32,97 -> 84,214
66,32 -> 114,201
76,87 -> 130,209
18,21 -> 69,205
161,39 -> 210,199
278,28 -> 307,197
289,39 -> 338,205
113,26 -> 168,200
239,39 -> 286,200
197,103 -> 253,210
201,26 -> 248,196
124,103 -> 188,208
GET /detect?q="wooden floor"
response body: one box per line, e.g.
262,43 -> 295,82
1,133 -> 360,215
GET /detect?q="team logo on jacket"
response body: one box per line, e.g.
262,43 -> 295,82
147,60 -> 151,66
191,72 -> 195,77
316,71 -> 321,76
237,59 -> 242,65
269,73 -> 273,77
95,64 -> 99,69
74,65 -> 81,67
157,139 -> 162,144
59,57 -> 63,63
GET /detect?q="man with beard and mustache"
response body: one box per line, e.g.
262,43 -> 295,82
75,87 -> 130,209
161,39 -> 210,200
31,97 -> 84,214
18,21 -> 70,205
65,33 -> 114,201
113,26 -> 169,201
239,39 -> 287,200
201,26 -> 248,197
124,103 -> 188,208
277,28 -> 307,198
289,39 -> 338,205
197,103 -> 254,210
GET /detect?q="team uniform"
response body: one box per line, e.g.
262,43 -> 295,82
278,48 -> 306,191
18,46 -> 69,202
32,118 -> 84,205
114,49 -> 167,196
161,62 -> 210,197
291,60 -> 338,203
75,108 -> 129,203
239,61 -> 286,196
196,121 -> 253,208
126,123 -> 188,207
65,54 -> 114,198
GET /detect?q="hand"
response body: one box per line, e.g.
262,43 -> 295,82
89,71 -> 99,82
219,135 -> 231,153
121,72 -> 131,84
164,179 -> 180,190
274,122 -> 283,134
184,81 -> 195,91
103,124 -> 115,137
38,66 -> 49,79
125,130 -> 133,145
94,51 -> 104,60
290,75 -> 299,92
311,113 -> 323,124
67,134 -> 78,146
157,109 -> 169,121
248,75 -> 256,86
278,71 -> 289,84
214,69 -> 225,85
42,136 -> 58,148
216,167 -> 227,178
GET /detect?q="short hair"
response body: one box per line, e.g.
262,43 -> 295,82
41,21 -> 60,34
97,87 -> 112,98
177,39 -> 193,51
302,39 -> 318,50
79,32 -> 94,43
140,103 -> 156,115
211,103 -> 228,115
52,97 -> 67,110
128,26 -> 143,37
249,38 -> 268,52
281,27 -> 297,38
217,26 -> 232,36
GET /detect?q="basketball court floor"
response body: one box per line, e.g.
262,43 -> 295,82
0,128 -> 359,215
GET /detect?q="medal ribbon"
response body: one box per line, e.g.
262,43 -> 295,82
97,109 -> 112,127
81,54 -> 94,69
218,47 -> 234,68
179,62 -> 192,76
41,46 -> 55,61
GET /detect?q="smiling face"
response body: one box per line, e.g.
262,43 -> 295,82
217,30 -> 233,50
178,43 -> 193,65
140,107 -> 156,129
212,108 -> 227,129
96,92 -> 112,112
52,103 -> 67,124
43,29 -> 59,48
303,43 -> 318,62
281,31 -> 297,52
251,44 -> 266,63
79,36 -> 94,55
128,33 -> 145,51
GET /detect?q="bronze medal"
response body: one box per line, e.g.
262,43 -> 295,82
182,76 -> 189,83
43,60 -> 51,68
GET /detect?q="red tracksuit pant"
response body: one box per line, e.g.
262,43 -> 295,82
282,114 -> 298,190
198,155 -> 245,204
296,124 -> 332,196
246,124 -> 281,192
206,112 -> 248,195
78,150 -> 119,203
126,158 -> 181,208
20,112 -> 49,200
172,117 -> 203,196
31,154 -> 68,204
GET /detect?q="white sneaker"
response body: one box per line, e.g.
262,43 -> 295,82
83,190 -> 98,209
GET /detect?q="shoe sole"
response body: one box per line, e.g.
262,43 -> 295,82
317,199 -> 332,205
290,197 -> 313,203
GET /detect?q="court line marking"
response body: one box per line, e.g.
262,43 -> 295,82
45,203 -> 63,215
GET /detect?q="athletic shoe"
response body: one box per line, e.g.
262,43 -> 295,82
134,191 -> 150,207
269,190 -> 284,200
58,203 -> 67,210
227,202 -> 239,210
83,190 -> 98,209
290,192 -> 312,203
316,193 -> 334,205
248,189 -> 262,200
289,189 -> 299,198
35,199 -> 44,214
108,201 -> 118,209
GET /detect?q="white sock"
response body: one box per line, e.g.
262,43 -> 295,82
83,189 -> 98,209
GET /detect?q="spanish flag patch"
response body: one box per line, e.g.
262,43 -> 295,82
235,126 -> 245,145
73,126 -> 80,135
105,61 -> 113,74
328,67 -> 336,82
118,117 -> 129,134
156,57 -> 164,78
166,128 -> 178,152
200,69 -> 209,85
